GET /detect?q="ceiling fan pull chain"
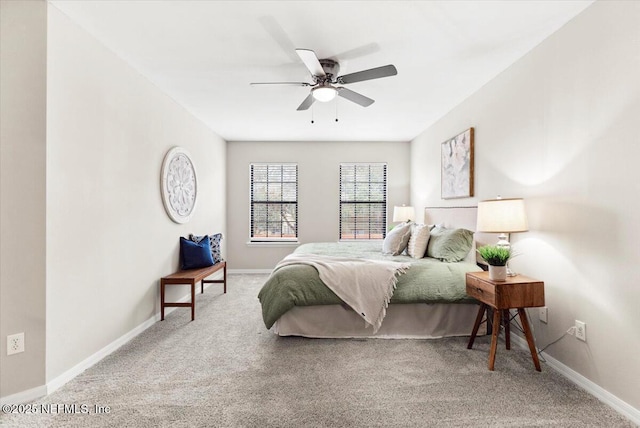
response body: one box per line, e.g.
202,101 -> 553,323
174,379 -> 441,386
335,99 -> 339,122
311,104 -> 315,124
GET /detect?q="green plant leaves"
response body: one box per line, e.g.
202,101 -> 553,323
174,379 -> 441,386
477,245 -> 511,266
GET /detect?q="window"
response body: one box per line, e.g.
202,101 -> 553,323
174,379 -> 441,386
250,163 -> 298,241
339,163 -> 387,240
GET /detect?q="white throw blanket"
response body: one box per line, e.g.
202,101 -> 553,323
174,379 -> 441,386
275,253 -> 411,333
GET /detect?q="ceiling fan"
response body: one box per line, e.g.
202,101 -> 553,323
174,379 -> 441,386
251,49 -> 398,111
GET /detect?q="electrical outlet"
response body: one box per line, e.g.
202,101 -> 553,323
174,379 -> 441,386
575,320 -> 586,341
539,307 -> 548,323
7,333 -> 25,355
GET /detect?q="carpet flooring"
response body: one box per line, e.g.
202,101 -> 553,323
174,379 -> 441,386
0,274 -> 635,427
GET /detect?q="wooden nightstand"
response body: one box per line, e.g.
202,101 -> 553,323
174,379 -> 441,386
466,271 -> 545,371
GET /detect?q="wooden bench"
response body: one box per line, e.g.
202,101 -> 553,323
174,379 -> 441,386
160,261 -> 227,321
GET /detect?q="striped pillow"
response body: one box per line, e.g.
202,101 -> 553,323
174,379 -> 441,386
407,224 -> 431,258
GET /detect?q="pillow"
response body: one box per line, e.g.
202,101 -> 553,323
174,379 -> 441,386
463,239 -> 477,264
382,222 -> 412,255
407,223 -> 431,259
180,236 -> 214,270
426,226 -> 474,262
189,233 -> 224,264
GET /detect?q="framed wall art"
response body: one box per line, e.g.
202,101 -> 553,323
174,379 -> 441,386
161,146 -> 198,223
441,127 -> 474,199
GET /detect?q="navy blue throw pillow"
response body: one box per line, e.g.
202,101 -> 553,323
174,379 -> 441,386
180,236 -> 214,270
189,233 -> 224,264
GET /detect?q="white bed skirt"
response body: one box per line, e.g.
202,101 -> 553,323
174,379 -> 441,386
273,303 -> 485,339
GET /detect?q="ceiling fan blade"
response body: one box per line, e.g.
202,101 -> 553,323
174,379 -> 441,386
250,82 -> 312,86
338,64 -> 397,84
296,49 -> 326,77
334,43 -> 381,60
296,93 -> 315,111
258,16 -> 300,63
337,87 -> 374,107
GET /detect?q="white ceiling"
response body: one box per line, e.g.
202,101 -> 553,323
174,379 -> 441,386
50,0 -> 593,142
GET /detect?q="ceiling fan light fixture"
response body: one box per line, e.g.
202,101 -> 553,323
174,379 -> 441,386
312,85 -> 337,102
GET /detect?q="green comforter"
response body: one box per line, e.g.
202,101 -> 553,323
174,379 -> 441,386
257,242 -> 481,329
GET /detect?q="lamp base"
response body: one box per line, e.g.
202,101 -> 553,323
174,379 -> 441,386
496,233 -> 510,249
496,234 -> 518,276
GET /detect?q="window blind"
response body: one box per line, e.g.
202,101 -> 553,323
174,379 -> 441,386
339,163 -> 387,240
250,163 -> 298,241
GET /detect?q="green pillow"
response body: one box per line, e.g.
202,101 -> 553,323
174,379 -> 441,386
426,227 -> 474,262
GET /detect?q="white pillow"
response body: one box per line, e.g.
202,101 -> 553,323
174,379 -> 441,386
407,224 -> 431,258
382,222 -> 412,255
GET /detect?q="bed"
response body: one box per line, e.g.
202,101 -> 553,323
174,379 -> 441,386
258,207 -> 496,339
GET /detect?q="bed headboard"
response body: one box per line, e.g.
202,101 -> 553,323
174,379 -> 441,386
424,206 -> 499,264
424,206 -> 477,230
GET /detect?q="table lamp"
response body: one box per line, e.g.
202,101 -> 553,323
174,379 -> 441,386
476,197 -> 528,249
393,205 -> 415,223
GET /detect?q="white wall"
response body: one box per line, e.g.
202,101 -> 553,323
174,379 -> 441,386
0,0 -> 47,398
411,0 -> 639,410
45,6 -> 226,383
227,141 -> 410,269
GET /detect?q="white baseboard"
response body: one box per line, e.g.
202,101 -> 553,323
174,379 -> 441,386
3,271 -> 227,404
47,313 -> 158,395
0,385 -> 48,405
1,313 -> 159,404
510,334 -> 640,425
48,271 -> 226,396
229,269 -> 271,274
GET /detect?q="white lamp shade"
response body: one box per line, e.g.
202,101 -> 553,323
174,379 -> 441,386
312,86 -> 337,102
393,205 -> 415,222
476,198 -> 528,233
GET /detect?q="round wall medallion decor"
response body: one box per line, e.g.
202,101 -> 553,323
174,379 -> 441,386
160,147 -> 198,224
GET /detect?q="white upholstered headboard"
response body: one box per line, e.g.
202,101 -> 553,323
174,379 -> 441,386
424,206 -> 476,230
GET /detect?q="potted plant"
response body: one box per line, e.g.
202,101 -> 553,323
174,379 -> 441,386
477,245 -> 511,281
